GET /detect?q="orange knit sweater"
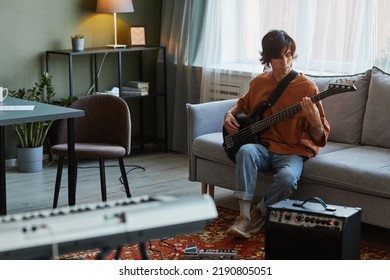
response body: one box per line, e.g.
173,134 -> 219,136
236,71 -> 330,158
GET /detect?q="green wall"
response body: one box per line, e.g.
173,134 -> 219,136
0,0 -> 162,159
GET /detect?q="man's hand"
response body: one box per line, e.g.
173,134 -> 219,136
301,97 -> 322,127
301,97 -> 323,140
224,112 -> 240,135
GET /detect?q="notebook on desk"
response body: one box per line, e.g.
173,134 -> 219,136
0,105 -> 35,111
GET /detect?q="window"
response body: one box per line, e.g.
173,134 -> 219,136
239,0 -> 390,74
200,0 -> 390,101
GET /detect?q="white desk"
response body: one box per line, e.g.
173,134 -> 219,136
0,97 -> 84,215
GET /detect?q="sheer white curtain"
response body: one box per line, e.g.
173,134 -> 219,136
200,0 -> 260,102
297,0 -> 375,74
200,0 -> 376,102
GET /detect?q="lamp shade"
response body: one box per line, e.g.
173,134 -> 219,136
96,0 -> 134,13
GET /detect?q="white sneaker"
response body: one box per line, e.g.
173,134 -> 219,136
226,215 -> 252,239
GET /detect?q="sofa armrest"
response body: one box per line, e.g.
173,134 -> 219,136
186,99 -> 237,181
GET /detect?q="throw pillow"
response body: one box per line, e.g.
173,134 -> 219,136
305,70 -> 371,144
361,67 -> 390,148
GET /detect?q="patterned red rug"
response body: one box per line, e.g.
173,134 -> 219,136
61,207 -> 390,260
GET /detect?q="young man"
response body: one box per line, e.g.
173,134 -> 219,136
223,30 -> 330,239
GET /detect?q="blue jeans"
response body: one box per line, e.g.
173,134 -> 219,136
234,143 -> 305,214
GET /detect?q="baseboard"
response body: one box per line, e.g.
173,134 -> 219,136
6,153 -> 51,168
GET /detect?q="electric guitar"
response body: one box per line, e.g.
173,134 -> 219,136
222,83 -> 356,162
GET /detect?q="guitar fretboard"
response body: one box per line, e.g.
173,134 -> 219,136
245,84 -> 355,137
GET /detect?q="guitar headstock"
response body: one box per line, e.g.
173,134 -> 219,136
328,78 -> 357,92
316,81 -> 357,99
328,83 -> 357,92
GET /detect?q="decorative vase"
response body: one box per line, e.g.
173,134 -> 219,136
16,146 -> 43,173
71,38 -> 84,51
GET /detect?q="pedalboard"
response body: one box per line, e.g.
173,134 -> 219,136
183,245 -> 238,260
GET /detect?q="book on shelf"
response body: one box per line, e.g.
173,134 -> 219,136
125,81 -> 149,89
120,81 -> 149,97
121,86 -> 149,96
120,88 -> 149,97
121,91 -> 149,97
121,86 -> 148,92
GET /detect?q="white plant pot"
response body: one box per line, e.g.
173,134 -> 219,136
17,146 -> 43,173
71,38 -> 84,51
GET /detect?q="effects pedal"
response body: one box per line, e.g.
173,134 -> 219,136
183,245 -> 238,260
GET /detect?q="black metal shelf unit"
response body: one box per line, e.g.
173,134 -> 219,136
46,46 -> 168,152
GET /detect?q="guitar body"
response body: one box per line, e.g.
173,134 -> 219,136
222,103 -> 269,162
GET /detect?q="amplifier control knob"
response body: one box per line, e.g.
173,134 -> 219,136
294,215 -> 302,222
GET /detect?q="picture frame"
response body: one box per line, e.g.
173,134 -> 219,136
129,26 -> 146,46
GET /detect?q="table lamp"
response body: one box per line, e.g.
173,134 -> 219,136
96,0 -> 134,48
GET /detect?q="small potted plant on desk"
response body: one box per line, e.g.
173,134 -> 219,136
10,72 -> 56,173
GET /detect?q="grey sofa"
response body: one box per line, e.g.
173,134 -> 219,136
187,66 -> 390,229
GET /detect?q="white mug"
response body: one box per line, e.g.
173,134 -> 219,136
0,87 -> 8,102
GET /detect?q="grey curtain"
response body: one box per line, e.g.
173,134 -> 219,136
160,0 -> 206,152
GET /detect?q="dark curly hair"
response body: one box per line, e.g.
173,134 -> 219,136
260,30 -> 297,66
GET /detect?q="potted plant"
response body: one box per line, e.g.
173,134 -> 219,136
10,72 -> 56,172
71,34 -> 85,51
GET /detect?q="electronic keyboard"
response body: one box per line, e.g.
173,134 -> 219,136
0,194 -> 218,259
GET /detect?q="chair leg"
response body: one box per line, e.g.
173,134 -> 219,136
201,182 -> 215,199
201,182 -> 208,194
53,157 -> 79,208
53,157 -> 64,209
99,158 -> 107,202
118,157 -> 131,197
208,184 -> 215,198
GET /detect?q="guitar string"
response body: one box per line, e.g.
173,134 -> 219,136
229,87 -> 338,143
226,85 -> 352,145
229,85 -> 347,143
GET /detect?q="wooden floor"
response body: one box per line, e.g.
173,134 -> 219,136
5,150 -> 237,214
4,150 -> 390,251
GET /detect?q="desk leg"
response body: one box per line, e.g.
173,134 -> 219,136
67,118 -> 76,206
0,126 -> 6,215
162,47 -> 168,152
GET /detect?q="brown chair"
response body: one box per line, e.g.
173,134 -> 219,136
51,94 -> 132,208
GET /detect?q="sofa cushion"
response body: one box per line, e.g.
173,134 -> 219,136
317,141 -> 357,155
361,67 -> 390,148
192,132 -> 234,166
305,70 -> 371,144
302,146 -> 390,198
193,132 -> 356,166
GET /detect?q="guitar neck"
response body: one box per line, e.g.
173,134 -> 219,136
251,84 -> 355,134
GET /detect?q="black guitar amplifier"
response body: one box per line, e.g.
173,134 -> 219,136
264,197 -> 361,260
